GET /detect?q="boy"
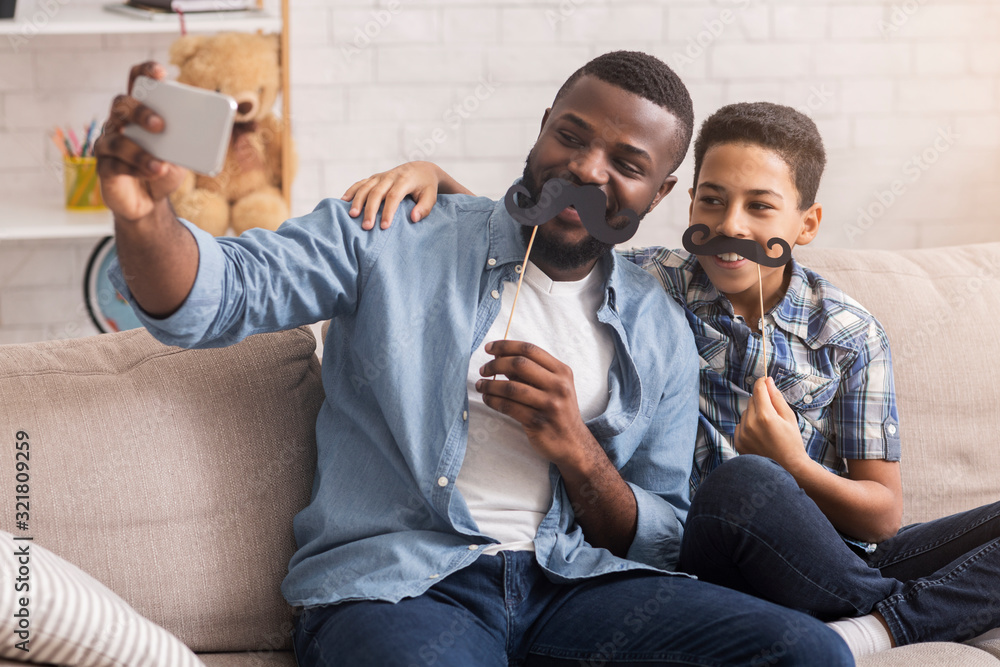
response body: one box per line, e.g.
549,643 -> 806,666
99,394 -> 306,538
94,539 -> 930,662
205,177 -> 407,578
347,102 -> 1000,658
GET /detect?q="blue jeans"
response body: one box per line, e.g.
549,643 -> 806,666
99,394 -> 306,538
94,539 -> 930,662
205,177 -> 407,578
292,550 -> 851,666
679,455 -> 1000,647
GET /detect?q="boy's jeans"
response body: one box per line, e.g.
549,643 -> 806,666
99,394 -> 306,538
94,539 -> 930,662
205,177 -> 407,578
292,549 -> 851,666
680,455 -> 1000,646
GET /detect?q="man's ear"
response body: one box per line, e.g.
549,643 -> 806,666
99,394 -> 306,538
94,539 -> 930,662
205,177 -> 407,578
647,175 -> 678,212
796,202 -> 822,246
538,107 -> 552,137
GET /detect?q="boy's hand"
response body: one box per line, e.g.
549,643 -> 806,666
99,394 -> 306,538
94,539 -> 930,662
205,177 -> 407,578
476,340 -> 596,469
94,61 -> 189,224
734,377 -> 811,473
341,161 -> 443,231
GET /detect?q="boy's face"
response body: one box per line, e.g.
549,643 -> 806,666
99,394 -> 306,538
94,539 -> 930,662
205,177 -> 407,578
689,142 -> 821,308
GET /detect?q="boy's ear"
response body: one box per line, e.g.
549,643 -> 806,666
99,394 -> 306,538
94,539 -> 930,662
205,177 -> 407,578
688,187 -> 695,222
796,202 -> 823,246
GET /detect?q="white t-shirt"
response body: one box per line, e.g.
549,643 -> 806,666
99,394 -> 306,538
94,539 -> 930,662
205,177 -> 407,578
456,260 -> 615,555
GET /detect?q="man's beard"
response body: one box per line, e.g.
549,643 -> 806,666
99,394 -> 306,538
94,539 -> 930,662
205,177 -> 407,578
519,158 -> 615,272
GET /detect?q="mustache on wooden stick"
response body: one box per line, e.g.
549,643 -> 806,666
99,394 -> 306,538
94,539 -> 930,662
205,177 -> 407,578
681,224 -> 792,268
504,177 -> 640,244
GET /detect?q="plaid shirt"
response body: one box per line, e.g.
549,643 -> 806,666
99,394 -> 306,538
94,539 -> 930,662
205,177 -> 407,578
621,248 -> 901,493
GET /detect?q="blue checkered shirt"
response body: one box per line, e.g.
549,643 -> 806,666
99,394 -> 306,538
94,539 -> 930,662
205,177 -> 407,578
621,248 -> 901,494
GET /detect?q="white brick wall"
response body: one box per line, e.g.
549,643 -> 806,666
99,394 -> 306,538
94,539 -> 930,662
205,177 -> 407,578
2,0 -> 1000,344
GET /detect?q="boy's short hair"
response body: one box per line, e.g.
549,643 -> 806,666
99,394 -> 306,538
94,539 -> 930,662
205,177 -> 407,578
554,50 -> 695,175
692,102 -> 826,210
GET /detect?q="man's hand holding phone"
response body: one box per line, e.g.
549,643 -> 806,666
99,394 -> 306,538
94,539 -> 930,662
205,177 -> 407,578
95,62 -> 189,225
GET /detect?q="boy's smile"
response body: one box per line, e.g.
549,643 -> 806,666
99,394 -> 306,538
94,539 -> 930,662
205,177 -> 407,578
689,142 -> 821,325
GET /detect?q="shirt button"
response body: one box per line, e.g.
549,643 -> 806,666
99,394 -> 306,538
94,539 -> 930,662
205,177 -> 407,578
887,424 -> 897,435
462,411 -> 468,421
490,289 -> 500,299
487,258 -> 497,267
468,544 -> 479,551
802,394 -> 813,405
437,476 -> 449,487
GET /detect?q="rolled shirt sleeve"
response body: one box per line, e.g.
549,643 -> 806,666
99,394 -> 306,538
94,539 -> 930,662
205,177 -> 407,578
108,218 -> 228,348
107,199 -> 385,350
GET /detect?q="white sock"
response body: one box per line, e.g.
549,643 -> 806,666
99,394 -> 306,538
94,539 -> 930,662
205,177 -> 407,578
826,615 -> 894,657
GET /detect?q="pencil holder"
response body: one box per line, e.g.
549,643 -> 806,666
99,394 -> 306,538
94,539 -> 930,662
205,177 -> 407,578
64,156 -> 105,210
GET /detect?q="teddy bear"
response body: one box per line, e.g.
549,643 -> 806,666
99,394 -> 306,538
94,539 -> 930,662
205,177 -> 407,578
167,32 -> 296,237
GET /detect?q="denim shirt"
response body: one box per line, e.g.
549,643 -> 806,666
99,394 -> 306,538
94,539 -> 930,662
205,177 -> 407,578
107,194 -> 699,608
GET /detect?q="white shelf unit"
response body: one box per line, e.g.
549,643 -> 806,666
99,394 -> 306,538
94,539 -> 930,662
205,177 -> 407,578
0,1 -> 290,242
0,5 -> 281,35
0,201 -> 113,241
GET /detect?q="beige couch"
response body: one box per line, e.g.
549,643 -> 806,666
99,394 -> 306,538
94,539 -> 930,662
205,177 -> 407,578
1,242 -> 1000,665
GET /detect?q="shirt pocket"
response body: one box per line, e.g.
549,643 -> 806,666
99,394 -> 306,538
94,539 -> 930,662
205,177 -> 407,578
772,367 -> 839,413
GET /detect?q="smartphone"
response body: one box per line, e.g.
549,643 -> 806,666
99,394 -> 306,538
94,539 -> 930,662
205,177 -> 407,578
122,76 -> 237,176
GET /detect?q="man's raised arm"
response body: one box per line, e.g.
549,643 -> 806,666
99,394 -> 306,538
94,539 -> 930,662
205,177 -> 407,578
94,61 -> 197,319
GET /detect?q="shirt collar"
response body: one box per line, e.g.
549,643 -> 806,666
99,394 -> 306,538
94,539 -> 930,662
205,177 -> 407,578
684,252 -> 813,338
682,252 -> 732,316
486,188 -> 531,267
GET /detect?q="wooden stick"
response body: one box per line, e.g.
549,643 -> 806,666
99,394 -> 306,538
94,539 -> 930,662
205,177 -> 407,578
502,226 -> 538,341
758,263 -> 767,379
491,226 -> 537,381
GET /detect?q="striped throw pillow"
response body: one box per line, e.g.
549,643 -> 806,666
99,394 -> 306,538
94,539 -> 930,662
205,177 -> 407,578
0,531 -> 205,666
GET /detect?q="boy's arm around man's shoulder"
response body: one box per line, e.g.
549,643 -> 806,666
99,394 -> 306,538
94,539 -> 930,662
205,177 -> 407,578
615,270 -> 700,572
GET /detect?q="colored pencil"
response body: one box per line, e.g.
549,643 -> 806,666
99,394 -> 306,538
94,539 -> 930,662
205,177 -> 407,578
67,127 -> 81,156
50,131 -> 69,157
80,120 -> 97,157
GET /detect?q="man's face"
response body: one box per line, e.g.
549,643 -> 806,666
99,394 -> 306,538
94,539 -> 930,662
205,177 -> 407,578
521,75 -> 682,270
688,142 -> 821,303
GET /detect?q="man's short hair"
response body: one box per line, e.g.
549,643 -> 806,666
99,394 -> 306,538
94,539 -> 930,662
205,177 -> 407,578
554,50 -> 695,175
692,102 -> 827,210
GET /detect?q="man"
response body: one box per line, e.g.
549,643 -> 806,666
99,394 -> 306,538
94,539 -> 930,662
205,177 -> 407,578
96,51 -> 850,665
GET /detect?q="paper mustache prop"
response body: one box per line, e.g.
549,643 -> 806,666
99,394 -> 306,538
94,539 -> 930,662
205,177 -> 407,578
505,177 -> 641,245
494,178 -> 642,348
681,224 -> 795,379
681,224 -> 792,268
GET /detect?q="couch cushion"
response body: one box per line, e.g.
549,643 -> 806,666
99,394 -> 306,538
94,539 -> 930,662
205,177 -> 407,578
857,641 -> 1000,665
0,327 -> 323,653
797,243 -> 1000,525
